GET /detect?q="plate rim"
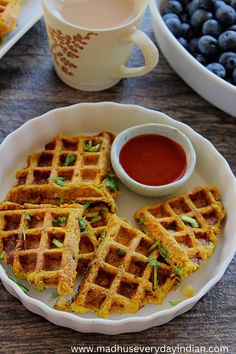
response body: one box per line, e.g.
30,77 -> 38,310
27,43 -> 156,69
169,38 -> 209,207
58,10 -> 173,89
0,101 -> 235,334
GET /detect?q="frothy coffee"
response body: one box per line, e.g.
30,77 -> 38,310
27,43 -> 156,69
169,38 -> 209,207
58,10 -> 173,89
47,0 -> 139,29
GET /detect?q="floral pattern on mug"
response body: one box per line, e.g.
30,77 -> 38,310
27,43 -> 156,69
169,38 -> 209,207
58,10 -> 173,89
48,27 -> 98,76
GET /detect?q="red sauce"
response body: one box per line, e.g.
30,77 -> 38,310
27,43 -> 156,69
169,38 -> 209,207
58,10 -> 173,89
119,134 -> 187,186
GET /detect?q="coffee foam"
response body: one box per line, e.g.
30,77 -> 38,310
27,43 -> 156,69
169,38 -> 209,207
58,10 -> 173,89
45,0 -> 141,25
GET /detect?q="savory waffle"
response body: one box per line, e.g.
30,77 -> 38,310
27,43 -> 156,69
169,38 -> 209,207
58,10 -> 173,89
6,132 -> 118,211
134,185 -> 226,282
0,202 -> 84,295
0,201 -> 114,275
68,215 -> 176,318
77,202 -> 112,273
0,0 -> 23,42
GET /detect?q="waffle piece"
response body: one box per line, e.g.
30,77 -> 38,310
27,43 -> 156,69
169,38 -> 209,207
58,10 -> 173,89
134,185 -> 226,282
0,201 -> 114,275
0,0 -> 23,42
6,132 -> 118,211
68,215 -> 176,318
77,202 -> 112,273
0,203 -> 84,295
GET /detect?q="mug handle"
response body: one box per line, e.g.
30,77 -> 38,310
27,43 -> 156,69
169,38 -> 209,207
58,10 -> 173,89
117,29 -> 159,78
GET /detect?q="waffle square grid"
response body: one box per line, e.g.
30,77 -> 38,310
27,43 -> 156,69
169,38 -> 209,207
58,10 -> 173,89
5,132 -> 117,210
0,203 -> 84,295
134,186 -> 226,282
69,215 -> 176,318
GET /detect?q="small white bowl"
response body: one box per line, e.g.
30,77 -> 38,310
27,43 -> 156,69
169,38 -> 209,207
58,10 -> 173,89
111,123 -> 196,197
149,0 -> 236,117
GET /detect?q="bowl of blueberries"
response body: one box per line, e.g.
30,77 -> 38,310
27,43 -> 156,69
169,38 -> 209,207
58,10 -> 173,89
149,0 -> 236,117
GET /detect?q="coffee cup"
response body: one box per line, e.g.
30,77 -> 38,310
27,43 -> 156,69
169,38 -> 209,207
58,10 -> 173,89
41,0 -> 159,91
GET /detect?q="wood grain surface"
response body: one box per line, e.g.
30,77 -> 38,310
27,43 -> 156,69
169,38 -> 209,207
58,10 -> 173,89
0,10 -> 235,354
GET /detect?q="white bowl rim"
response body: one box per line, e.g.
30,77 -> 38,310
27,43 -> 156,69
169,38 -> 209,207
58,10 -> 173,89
149,0 -> 236,94
0,101 -> 235,332
111,123 -> 196,192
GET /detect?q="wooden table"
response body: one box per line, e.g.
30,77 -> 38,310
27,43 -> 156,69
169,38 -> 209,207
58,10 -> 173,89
0,11 -> 235,354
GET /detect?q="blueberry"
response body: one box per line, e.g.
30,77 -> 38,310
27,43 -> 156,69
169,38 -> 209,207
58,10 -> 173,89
193,53 -> 208,64
165,18 -> 183,37
202,19 -> 222,37
189,37 -> 200,53
187,0 -> 200,15
190,9 -> 213,28
164,0 -> 183,14
232,67 -> 236,83
198,35 -> 218,56
219,52 -> 236,72
215,1 -> 226,9
163,13 -> 179,22
182,22 -> 191,37
230,0 -> 236,10
178,37 -> 188,48
199,0 -> 214,11
218,31 -> 236,51
206,63 -> 226,78
215,5 -> 236,26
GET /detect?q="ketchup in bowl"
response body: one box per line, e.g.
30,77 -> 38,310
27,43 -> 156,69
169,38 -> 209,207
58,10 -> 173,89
119,134 -> 187,186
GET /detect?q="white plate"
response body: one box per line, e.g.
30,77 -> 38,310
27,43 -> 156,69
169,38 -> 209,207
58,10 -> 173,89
0,102 -> 235,334
149,0 -> 236,117
0,0 -> 43,59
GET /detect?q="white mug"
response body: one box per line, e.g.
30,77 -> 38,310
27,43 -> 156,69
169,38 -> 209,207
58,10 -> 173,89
41,0 -> 159,91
